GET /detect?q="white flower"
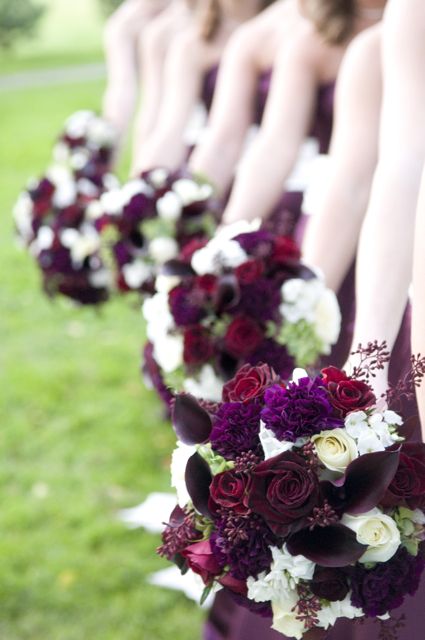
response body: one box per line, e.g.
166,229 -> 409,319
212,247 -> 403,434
383,410 -> 403,427
47,166 -> 77,208
183,365 -> 223,401
35,226 -> 54,251
153,333 -> 184,373
259,422 -> 294,460
344,411 -> 369,438
87,116 -> 116,147
368,414 -> 395,448
157,191 -> 182,221
70,149 -> 90,171
85,199 -> 103,221
142,293 -> 175,340
64,110 -> 93,138
191,238 -> 247,275
61,225 -> 100,265
14,192 -> 34,241
291,368 -> 308,383
149,237 -> 179,264
155,274 -> 181,294
89,268 -> 112,289
52,141 -> 70,163
272,595 -> 306,640
100,188 -> 124,215
172,178 -> 209,206
342,508 -> 401,563
216,219 -> 261,241
171,441 -> 196,507
121,178 -> 152,206
344,410 -> 401,454
356,430 -> 385,455
122,261 -> 152,289
313,287 -> 341,348
271,545 -> 315,583
149,168 -> 168,188
316,594 -> 364,629
77,178 -> 99,198
312,428 -> 358,473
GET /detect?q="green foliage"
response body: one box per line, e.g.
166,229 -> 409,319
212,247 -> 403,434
278,320 -> 324,368
0,80 -> 203,639
0,0 -> 45,49
98,0 -> 124,16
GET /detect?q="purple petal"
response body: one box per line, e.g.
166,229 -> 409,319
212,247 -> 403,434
172,394 -> 212,445
342,449 -> 400,514
185,452 -> 212,517
287,524 -> 366,567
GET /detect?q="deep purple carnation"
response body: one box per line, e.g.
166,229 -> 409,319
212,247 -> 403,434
169,284 -> 206,326
261,376 -> 343,441
248,339 -> 295,380
232,279 -> 281,322
214,509 -> 277,580
350,547 -> 425,617
234,230 -> 274,256
210,402 -> 262,460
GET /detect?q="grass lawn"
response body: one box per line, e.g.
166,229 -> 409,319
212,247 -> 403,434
0,82 -> 204,638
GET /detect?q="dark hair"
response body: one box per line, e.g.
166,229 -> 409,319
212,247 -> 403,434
199,0 -> 277,42
302,0 -> 357,45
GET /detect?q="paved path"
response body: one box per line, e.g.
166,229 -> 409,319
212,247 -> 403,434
0,63 -> 106,92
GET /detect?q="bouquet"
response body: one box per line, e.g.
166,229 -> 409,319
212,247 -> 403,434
53,110 -> 117,185
91,168 -> 219,295
158,351 -> 425,639
143,223 -> 341,406
14,165 -> 117,304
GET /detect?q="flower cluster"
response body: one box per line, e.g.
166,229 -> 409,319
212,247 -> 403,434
143,223 -> 341,407
158,363 -> 425,638
90,168 -> 218,294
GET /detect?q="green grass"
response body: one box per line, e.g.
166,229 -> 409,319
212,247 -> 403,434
0,83 -> 204,637
0,0 -> 104,75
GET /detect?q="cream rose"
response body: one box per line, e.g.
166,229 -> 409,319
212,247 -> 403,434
342,508 -> 401,563
312,428 -> 358,473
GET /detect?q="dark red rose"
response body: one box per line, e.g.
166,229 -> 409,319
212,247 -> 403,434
235,259 -> 264,285
209,470 -> 250,515
195,274 -> 218,295
181,540 -> 223,585
218,573 -> 248,596
247,451 -> 319,536
382,442 -> 425,510
183,326 -> 214,365
322,366 -> 376,416
180,238 -> 208,262
272,236 -> 301,263
310,567 -> 349,602
224,317 -> 263,358
223,363 -> 278,403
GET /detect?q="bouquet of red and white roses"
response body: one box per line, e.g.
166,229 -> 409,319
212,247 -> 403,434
143,223 -> 341,407
159,354 -> 425,639
14,165 -> 117,304
90,168 -> 219,295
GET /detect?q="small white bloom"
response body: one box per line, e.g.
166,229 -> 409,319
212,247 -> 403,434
77,178 -> 99,198
87,116 -> 116,147
272,593 -> 306,640
183,365 -> 223,401
291,368 -> 308,383
344,411 -> 369,439
61,225 -> 100,265
64,110 -> 93,138
191,238 -> 247,275
342,508 -> 401,563
383,410 -> 403,426
85,199 -> 103,221
36,226 -> 54,251
143,293 -> 174,339
149,237 -> 179,264
121,178 -> 152,206
99,188 -> 124,215
270,545 -> 315,584
171,441 -> 196,507
14,192 -> 34,241
259,422 -> 294,460
153,333 -> 184,373
312,428 -> 358,473
157,191 -> 182,221
122,261 -> 152,289
316,594 -> 364,629
70,149 -> 90,171
216,219 -> 261,242
47,166 -> 77,208
155,274 -> 181,294
172,178 -> 202,206
368,414 -> 395,448
149,168 -> 168,189
356,430 -> 385,455
89,268 -> 112,289
52,141 -> 70,164
412,509 -> 425,526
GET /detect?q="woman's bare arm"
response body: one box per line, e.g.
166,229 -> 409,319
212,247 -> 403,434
413,166 -> 425,424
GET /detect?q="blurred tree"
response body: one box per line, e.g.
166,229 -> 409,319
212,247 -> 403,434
0,0 -> 45,49
98,0 -> 124,16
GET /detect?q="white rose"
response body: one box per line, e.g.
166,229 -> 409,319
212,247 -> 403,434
157,191 -> 182,221
122,261 -> 152,289
272,594 -> 306,640
312,428 -> 358,473
149,237 -> 179,264
313,287 -> 341,347
153,333 -> 183,373
183,365 -> 223,401
342,508 -> 401,563
171,441 -> 196,507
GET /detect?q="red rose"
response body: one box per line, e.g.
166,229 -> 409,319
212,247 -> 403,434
209,470 -> 250,515
224,316 -> 263,358
180,238 -> 208,262
195,274 -> 218,295
183,326 -> 214,365
218,573 -> 248,596
310,567 -> 349,602
382,442 -> 425,510
247,451 -> 319,536
322,366 -> 376,415
235,259 -> 264,285
272,236 -> 301,263
223,363 -> 278,403
181,540 -> 223,585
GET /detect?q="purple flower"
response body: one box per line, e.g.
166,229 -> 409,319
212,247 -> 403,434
232,279 -> 281,322
247,339 -> 294,380
214,509 -> 277,580
350,547 -> 425,617
169,284 -> 206,326
210,402 -> 262,460
261,377 -> 343,442
122,193 -> 154,226
234,230 -> 274,256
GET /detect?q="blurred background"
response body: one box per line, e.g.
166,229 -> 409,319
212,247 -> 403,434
0,1 -> 202,637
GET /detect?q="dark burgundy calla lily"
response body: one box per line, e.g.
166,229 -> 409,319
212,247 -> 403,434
185,452 -> 213,517
214,274 -> 240,313
172,394 -> 212,445
287,524 -> 366,567
326,449 -> 401,515
162,259 -> 196,277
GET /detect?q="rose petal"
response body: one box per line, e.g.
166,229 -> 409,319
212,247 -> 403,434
287,524 -> 366,567
185,452 -> 213,517
172,394 -> 212,445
